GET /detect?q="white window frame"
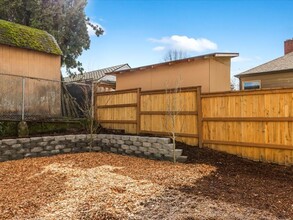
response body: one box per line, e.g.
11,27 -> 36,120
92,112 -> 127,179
242,80 -> 261,90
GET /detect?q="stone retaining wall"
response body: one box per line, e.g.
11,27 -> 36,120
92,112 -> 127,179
0,134 -> 186,162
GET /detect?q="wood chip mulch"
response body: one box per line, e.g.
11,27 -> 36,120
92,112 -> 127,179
0,148 -> 292,220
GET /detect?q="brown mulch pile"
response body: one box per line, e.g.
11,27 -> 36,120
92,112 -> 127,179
0,147 -> 292,220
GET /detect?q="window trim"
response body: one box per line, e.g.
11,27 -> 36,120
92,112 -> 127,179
242,80 -> 261,90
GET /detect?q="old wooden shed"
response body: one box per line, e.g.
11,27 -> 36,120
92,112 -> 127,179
0,19 -> 62,119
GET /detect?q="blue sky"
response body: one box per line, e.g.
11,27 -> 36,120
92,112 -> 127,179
79,0 -> 293,78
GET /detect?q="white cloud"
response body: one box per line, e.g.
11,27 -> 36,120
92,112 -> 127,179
153,46 -> 165,51
232,56 -> 252,63
149,35 -> 217,52
87,21 -> 105,36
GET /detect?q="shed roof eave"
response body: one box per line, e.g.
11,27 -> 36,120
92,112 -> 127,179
106,52 -> 239,76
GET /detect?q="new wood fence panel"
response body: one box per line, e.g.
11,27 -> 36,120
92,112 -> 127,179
97,90 -> 138,106
140,88 -> 199,146
202,88 -> 293,165
98,107 -> 137,121
95,89 -> 138,134
95,87 -> 200,146
140,91 -> 197,112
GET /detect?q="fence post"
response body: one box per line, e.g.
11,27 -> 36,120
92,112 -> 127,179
21,77 -> 25,121
196,86 -> 203,148
91,82 -> 95,120
136,88 -> 141,134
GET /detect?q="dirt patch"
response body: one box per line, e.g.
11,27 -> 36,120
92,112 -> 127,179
0,149 -> 292,219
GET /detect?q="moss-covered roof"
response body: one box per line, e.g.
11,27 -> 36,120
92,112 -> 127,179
0,19 -> 62,56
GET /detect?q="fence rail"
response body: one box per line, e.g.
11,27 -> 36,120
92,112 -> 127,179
201,88 -> 293,165
95,87 -> 201,146
95,87 -> 293,165
95,88 -> 139,134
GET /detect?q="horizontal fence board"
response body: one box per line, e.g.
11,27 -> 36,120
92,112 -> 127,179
203,117 -> 293,122
140,111 -> 198,115
140,86 -> 200,95
140,130 -> 198,138
97,103 -> 137,109
96,88 -> 138,96
202,87 -> 293,97
203,140 -> 293,150
99,120 -> 137,124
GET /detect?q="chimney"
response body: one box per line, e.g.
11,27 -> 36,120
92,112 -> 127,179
284,39 -> 293,55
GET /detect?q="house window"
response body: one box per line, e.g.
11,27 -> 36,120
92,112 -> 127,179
242,80 -> 261,90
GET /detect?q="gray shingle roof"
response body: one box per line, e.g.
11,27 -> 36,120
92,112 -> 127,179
63,64 -> 131,82
236,52 -> 293,77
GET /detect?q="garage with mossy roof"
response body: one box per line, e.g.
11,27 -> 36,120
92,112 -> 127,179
0,19 -> 63,119
0,19 -> 62,55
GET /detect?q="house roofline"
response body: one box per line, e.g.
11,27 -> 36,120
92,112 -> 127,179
105,52 -> 239,75
63,63 -> 130,82
235,68 -> 293,78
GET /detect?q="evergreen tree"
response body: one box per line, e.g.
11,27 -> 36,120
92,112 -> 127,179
0,0 -> 103,74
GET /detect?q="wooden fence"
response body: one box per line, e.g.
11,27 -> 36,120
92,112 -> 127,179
95,87 -> 201,146
201,88 -> 293,165
95,87 -> 293,165
95,89 -> 139,134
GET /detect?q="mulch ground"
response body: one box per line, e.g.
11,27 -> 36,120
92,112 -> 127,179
0,144 -> 292,220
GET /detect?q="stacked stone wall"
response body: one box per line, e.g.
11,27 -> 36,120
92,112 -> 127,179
0,134 -> 186,162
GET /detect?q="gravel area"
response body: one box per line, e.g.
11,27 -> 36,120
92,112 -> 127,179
0,148 -> 292,219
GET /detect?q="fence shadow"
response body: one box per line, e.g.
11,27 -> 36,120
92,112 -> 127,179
178,144 -> 293,219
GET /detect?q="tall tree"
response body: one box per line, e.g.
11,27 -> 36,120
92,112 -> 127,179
0,0 -> 103,74
163,49 -> 188,62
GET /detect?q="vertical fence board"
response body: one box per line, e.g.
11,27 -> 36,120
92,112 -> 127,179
202,88 -> 293,165
139,88 -> 199,146
95,86 -> 293,165
95,87 -> 200,146
196,87 -> 203,147
95,89 -> 138,134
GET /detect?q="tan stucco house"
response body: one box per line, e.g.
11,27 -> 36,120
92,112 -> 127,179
236,39 -> 293,90
0,19 -> 62,118
106,53 -> 239,93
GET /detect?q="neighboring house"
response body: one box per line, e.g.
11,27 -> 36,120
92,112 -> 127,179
63,63 -> 131,91
236,39 -> 293,90
105,53 -> 238,93
63,64 -> 131,117
0,19 -> 62,118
